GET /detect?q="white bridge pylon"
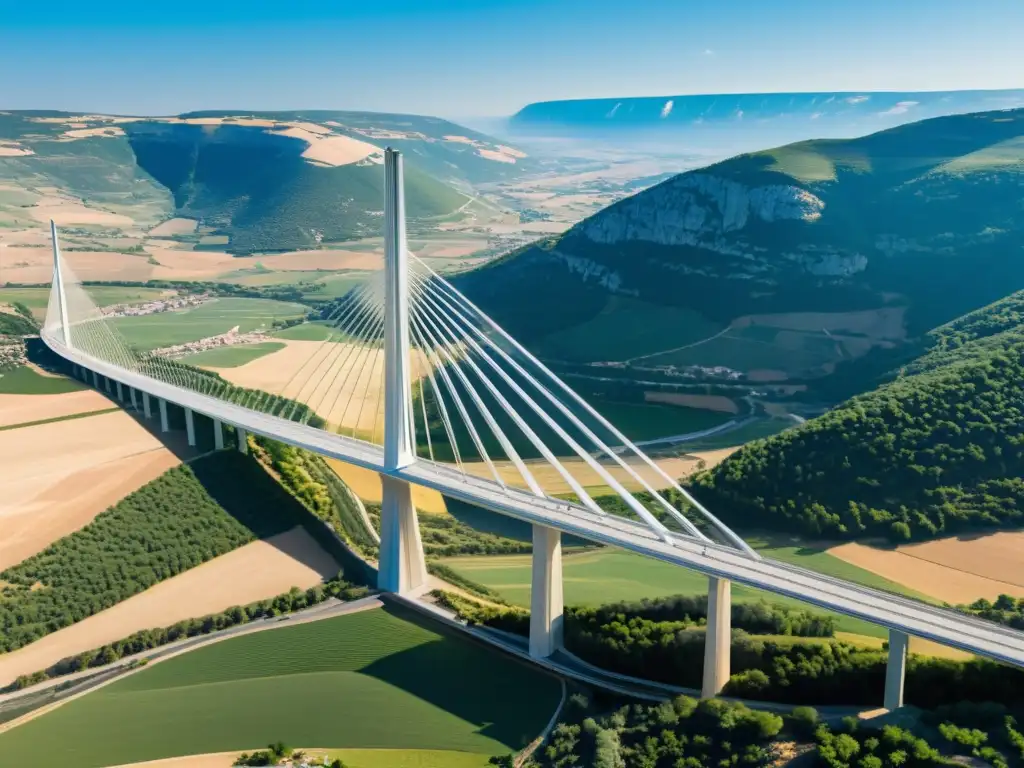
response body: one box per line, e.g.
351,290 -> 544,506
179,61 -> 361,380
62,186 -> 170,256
46,149 -> 1022,707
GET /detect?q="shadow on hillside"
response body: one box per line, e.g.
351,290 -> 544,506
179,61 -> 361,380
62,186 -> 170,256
356,604 -> 556,750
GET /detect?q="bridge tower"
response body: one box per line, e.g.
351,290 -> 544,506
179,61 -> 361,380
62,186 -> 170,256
377,148 -> 428,595
50,220 -> 72,348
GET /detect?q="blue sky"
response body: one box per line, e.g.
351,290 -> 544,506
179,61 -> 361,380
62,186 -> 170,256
1,0 -> 1021,119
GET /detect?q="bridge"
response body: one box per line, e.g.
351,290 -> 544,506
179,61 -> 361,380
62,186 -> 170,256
39,149 -> 1024,711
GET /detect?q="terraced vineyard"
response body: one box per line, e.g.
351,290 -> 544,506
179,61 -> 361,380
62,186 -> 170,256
0,605 -> 561,768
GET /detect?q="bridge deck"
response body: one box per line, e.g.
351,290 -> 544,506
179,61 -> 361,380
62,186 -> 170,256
45,335 -> 1024,669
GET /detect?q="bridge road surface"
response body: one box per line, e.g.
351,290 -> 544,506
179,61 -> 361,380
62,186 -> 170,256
47,336 -> 1024,670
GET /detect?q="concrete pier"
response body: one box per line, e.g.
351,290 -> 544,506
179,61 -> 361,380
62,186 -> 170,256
377,475 -> 427,594
237,427 -> 248,454
129,387 -> 138,410
213,419 -> 224,450
885,629 -> 909,710
529,524 -> 564,659
115,381 -> 123,402
142,392 -> 152,419
185,408 -> 196,447
158,399 -> 169,433
701,577 -> 732,698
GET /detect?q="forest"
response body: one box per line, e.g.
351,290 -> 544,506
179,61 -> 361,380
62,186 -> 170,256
0,452 -> 311,654
441,591 -> 1024,710
693,290 -> 1024,541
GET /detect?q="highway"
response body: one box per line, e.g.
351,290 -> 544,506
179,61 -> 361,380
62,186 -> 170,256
44,333 -> 1024,670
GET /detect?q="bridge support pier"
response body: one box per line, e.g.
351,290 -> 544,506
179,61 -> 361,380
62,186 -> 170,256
91,370 -> 99,388
103,376 -> 111,394
529,525 -> 564,659
213,419 -> 224,450
236,427 -> 248,454
701,577 -> 732,698
185,408 -> 196,447
142,392 -> 152,419
158,399 -> 169,433
377,475 -> 427,595
884,629 -> 908,711
115,381 -> 124,402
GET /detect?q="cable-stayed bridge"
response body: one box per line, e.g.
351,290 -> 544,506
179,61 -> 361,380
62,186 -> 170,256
39,150 -> 1024,709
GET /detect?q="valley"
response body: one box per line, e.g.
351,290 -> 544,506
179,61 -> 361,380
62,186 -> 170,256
2,98 -> 1024,768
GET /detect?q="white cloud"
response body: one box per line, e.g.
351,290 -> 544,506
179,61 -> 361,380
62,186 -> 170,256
702,49 -> 714,56
879,100 -> 920,115
810,112 -> 823,120
845,95 -> 870,105
735,109 -> 744,120
660,99 -> 675,119
606,102 -> 622,118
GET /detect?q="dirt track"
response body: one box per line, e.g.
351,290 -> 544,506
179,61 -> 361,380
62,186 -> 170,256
0,527 -> 339,687
0,411 -> 181,571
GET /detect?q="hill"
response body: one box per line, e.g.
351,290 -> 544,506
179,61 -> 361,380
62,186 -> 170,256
691,290 -> 1024,542
0,110 -> 533,254
457,108 -> 1024,390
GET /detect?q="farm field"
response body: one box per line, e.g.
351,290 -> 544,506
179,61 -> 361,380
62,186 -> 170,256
0,410 -> 181,571
183,341 -> 285,368
0,605 -> 561,768
0,388 -> 110,427
107,749 -> 492,768
0,527 -> 338,686
271,321 -> 338,341
111,298 -> 308,350
0,286 -> 168,319
828,534 -> 1024,604
589,399 -> 732,440
0,365 -> 85,395
441,544 -> 931,639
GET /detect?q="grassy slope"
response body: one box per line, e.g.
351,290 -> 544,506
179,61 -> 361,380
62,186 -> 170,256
0,606 -> 560,768
182,341 -> 286,367
111,297 -> 307,350
441,544 -> 928,638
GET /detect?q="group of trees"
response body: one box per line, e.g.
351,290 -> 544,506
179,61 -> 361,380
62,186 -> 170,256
509,691 -> 783,768
253,437 -> 379,559
815,703 -> 1024,768
234,742 -> 346,767
366,504 -> 533,558
4,577 -> 367,693
0,452 -> 309,653
957,594 -> 1024,630
441,590 -> 1024,709
692,289 -> 1024,542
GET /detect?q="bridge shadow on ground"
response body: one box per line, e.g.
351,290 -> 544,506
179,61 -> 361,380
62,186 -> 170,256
357,602 -> 561,750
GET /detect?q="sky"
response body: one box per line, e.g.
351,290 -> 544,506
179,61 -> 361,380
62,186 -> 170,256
1,0 -> 1021,119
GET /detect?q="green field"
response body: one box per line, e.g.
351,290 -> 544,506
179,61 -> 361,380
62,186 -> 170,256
182,341 -> 286,367
534,297 -> 723,364
593,399 -> 732,440
0,365 -> 85,394
112,297 -> 308,350
0,606 -> 560,768
441,544 -> 931,638
273,321 -> 339,341
0,286 -> 167,319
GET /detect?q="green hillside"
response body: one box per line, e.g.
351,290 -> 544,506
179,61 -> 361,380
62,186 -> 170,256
691,290 -> 1024,541
0,109 -> 524,253
0,606 -> 560,768
457,109 -> 1024,388
180,109 -> 540,186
